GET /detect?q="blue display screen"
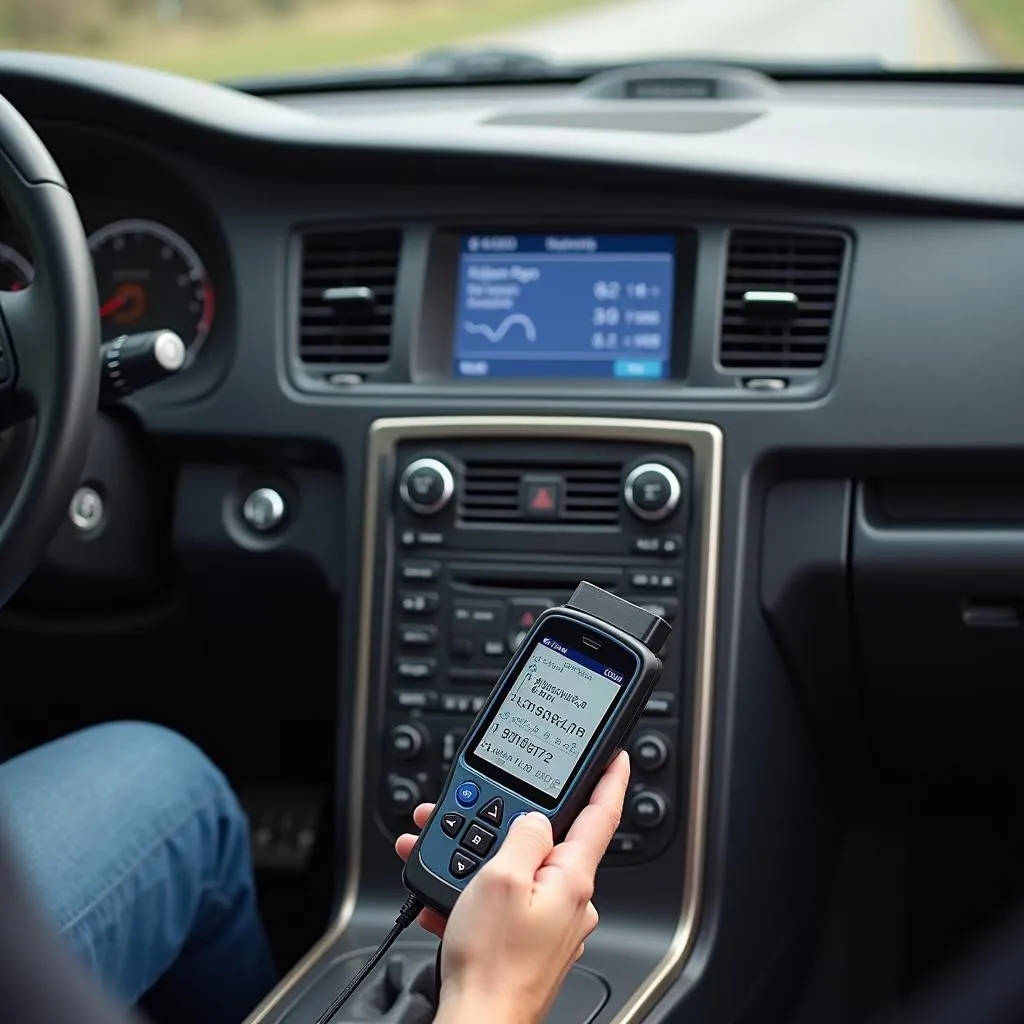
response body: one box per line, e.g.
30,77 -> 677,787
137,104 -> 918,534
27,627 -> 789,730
452,234 -> 676,381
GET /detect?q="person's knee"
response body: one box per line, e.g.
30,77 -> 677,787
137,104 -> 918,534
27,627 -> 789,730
69,720 -> 246,836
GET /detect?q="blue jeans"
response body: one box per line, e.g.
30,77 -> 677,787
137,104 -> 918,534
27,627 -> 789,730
0,721 -> 277,1023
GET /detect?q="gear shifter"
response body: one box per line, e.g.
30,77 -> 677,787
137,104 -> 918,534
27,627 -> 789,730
98,329 -> 186,406
336,954 -> 437,1024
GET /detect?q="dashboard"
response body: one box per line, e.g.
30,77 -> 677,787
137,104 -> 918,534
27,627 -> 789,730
2,49 -> 1024,1024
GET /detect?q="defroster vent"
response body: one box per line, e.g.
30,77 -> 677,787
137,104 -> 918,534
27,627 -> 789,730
460,461 -> 622,525
719,229 -> 846,371
297,228 -> 401,368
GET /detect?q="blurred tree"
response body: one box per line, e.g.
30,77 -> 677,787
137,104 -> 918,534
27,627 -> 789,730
0,0 -> 95,42
184,0 -> 250,23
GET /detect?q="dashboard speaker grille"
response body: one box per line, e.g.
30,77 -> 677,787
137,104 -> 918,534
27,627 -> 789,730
719,229 -> 845,370
297,228 -> 401,367
460,461 -> 622,525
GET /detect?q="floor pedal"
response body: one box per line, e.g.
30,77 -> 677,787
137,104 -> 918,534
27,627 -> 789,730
240,786 -> 323,871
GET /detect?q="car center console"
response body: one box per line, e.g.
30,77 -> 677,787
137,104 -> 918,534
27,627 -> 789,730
381,442 -> 690,863
245,416 -> 723,1024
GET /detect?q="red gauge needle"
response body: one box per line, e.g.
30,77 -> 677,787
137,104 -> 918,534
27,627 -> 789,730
99,293 -> 127,318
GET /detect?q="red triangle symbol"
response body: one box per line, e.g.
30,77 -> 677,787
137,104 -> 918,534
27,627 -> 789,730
530,487 -> 554,511
520,611 -> 535,627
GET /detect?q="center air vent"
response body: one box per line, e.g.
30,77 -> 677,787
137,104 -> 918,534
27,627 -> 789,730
297,228 -> 401,369
460,462 -> 622,525
719,229 -> 846,371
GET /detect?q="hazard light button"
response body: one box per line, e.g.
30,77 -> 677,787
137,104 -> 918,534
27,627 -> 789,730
508,597 -> 553,651
521,476 -> 562,520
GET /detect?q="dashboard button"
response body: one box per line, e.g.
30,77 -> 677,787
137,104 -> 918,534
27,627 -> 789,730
632,732 -> 670,772
624,463 -> 683,522
508,598 -> 552,649
401,561 -> 441,583
400,458 -> 455,516
628,790 -> 668,829
394,689 -> 439,710
450,638 -> 474,659
242,487 -> 286,533
442,730 -> 465,764
388,778 -> 421,815
399,592 -> 438,615
389,724 -> 425,760
644,692 -> 675,716
400,624 -> 438,647
483,639 -> 505,657
454,601 -> 505,631
609,833 -> 645,855
632,537 -> 662,555
522,476 -> 562,519
632,534 -> 683,556
401,529 -> 445,549
396,658 -> 437,680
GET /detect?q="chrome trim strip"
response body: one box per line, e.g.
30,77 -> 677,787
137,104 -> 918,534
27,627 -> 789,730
245,416 -> 723,1024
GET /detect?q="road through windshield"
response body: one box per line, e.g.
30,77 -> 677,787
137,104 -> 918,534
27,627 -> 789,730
489,0 -> 992,68
0,0 -> 1012,81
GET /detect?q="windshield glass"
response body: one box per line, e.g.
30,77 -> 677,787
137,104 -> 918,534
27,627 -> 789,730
3,0 -> 1011,82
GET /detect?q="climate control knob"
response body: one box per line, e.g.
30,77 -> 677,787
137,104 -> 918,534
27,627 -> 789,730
389,724 -> 425,761
631,732 -> 670,773
628,789 -> 669,830
400,458 -> 455,516
387,777 -> 421,815
623,463 -> 682,522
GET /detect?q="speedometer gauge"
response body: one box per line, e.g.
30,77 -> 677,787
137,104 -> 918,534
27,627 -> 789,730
89,219 -> 215,353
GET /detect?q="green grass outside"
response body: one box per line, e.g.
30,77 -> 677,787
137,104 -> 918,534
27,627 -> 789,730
45,0 -> 606,82
958,0 -> 1024,61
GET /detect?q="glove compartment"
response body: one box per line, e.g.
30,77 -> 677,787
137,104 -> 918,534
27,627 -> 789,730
852,476 -> 1024,771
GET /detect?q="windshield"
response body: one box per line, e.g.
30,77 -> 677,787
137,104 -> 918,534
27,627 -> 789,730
2,0 -> 1012,82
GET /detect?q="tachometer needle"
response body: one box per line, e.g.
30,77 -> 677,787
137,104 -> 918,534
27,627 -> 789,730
100,293 -> 127,318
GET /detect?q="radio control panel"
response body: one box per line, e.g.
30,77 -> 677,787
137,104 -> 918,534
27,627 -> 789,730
376,439 -> 694,865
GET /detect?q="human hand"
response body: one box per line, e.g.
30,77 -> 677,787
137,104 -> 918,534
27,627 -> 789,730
394,751 -> 630,1024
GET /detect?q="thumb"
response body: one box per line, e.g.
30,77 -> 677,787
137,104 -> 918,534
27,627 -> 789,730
488,812 -> 553,876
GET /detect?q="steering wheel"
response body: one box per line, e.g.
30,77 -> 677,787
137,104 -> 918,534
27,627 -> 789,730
0,94 -> 100,611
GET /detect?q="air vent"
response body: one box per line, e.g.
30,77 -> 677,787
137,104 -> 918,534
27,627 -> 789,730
719,230 -> 845,371
460,462 -> 622,525
297,228 -> 401,368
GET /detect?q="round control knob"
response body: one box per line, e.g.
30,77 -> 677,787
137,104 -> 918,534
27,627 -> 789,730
628,789 -> 669,830
400,458 -> 455,516
387,777 -> 421,815
631,732 -> 670,773
69,486 -> 105,533
242,487 -> 286,533
623,463 -> 682,522
389,724 -> 425,761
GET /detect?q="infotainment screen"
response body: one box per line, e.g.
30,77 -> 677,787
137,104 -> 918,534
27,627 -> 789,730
452,234 -> 676,381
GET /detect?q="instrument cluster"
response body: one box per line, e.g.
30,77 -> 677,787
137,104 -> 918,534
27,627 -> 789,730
0,216 -> 216,359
